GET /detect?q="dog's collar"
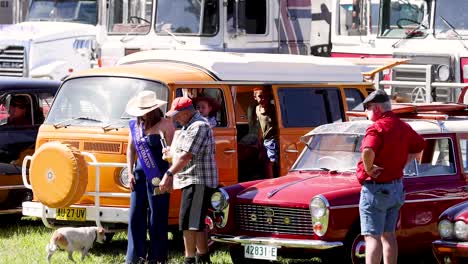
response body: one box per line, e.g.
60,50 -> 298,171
94,229 -> 98,243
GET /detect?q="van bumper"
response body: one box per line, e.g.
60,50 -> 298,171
22,201 -> 129,225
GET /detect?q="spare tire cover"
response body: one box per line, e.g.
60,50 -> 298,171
30,142 -> 88,208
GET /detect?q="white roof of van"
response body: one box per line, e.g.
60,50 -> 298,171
117,50 -> 374,83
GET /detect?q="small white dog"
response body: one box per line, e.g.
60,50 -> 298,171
46,226 -> 106,263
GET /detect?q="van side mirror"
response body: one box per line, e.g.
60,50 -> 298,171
234,0 -> 247,36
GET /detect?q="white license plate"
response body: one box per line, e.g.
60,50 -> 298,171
244,244 -> 278,260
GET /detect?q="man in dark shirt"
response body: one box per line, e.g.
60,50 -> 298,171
356,90 -> 425,264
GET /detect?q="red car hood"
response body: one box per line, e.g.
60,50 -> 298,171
236,170 -> 362,207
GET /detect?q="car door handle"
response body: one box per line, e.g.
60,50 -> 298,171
224,149 -> 236,154
285,149 -> 299,153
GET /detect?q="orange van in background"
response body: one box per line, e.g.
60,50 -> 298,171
21,51 -> 380,232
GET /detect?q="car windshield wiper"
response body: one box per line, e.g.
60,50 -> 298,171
439,16 -> 468,51
53,117 -> 103,129
392,21 -> 427,48
102,119 -> 128,132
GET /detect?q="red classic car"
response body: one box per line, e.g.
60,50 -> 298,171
432,201 -> 468,264
210,104 -> 468,264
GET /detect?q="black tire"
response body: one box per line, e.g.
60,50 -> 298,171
229,245 -> 273,264
344,227 -> 365,264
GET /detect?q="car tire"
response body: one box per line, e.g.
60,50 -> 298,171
344,227 -> 365,264
228,245 -> 273,264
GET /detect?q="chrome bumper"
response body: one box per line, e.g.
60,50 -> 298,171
211,234 -> 343,250
22,201 -> 129,228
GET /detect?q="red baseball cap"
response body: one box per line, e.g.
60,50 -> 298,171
166,97 -> 194,117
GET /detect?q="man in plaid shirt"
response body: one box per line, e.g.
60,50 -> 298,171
160,97 -> 218,264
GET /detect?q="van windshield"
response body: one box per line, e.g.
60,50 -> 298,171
45,77 -> 168,128
27,0 -> 98,25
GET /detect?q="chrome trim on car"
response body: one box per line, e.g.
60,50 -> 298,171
329,204 -> 359,210
211,235 -> 343,249
235,205 -> 313,236
404,196 -> 465,203
329,196 -> 465,210
433,240 -> 468,247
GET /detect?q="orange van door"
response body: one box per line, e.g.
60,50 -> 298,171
273,85 -> 349,176
173,85 -> 238,187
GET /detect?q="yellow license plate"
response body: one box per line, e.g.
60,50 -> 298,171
56,208 -> 86,221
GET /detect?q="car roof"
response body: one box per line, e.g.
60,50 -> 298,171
306,118 -> 468,138
117,50 -> 372,83
0,77 -> 60,93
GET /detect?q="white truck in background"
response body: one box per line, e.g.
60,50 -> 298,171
329,0 -> 468,103
0,0 -> 26,24
0,0 -> 333,80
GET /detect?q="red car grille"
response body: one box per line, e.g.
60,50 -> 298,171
235,204 -> 313,236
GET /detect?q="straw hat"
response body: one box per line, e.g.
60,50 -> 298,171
126,91 -> 167,117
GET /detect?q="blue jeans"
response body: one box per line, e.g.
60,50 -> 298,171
126,173 -> 170,263
263,139 -> 278,162
359,180 -> 405,235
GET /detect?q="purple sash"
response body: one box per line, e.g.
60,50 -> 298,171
129,120 -> 162,182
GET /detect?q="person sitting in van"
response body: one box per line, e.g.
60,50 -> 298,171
7,95 -> 31,126
253,87 -> 278,179
193,96 -> 219,128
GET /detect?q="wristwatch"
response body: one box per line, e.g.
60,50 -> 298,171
166,170 -> 174,177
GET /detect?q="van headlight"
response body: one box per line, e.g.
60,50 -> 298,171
438,219 -> 454,239
211,189 -> 229,211
436,64 -> 450,82
310,195 -> 330,237
454,220 -> 467,241
119,167 -> 130,189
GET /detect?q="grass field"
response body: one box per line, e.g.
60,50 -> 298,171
0,217 -> 435,264
0,217 -> 320,264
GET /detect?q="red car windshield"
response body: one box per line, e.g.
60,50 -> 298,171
292,134 -> 363,172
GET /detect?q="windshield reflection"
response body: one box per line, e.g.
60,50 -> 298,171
292,134 -> 363,172
435,0 -> 468,38
45,77 -> 168,127
27,0 -> 98,25
155,0 -> 218,35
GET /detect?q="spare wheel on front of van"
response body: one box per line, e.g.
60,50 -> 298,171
30,142 -> 88,208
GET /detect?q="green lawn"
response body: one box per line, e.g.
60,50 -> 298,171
0,217 -> 319,264
0,217 -> 433,264
0,217 -> 232,264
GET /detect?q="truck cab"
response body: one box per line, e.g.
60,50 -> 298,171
330,0 -> 468,104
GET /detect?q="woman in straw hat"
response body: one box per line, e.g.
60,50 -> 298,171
125,90 -> 175,264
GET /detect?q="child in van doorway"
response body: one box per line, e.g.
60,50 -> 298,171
253,87 -> 278,179
194,96 -> 218,128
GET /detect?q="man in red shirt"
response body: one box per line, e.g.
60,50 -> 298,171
356,90 -> 425,264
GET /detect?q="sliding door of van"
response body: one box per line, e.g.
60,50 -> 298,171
273,85 -> 347,176
173,84 -> 237,187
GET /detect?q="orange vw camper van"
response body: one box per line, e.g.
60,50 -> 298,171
21,51 -> 381,230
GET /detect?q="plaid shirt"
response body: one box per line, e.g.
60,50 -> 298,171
173,112 -> 218,189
